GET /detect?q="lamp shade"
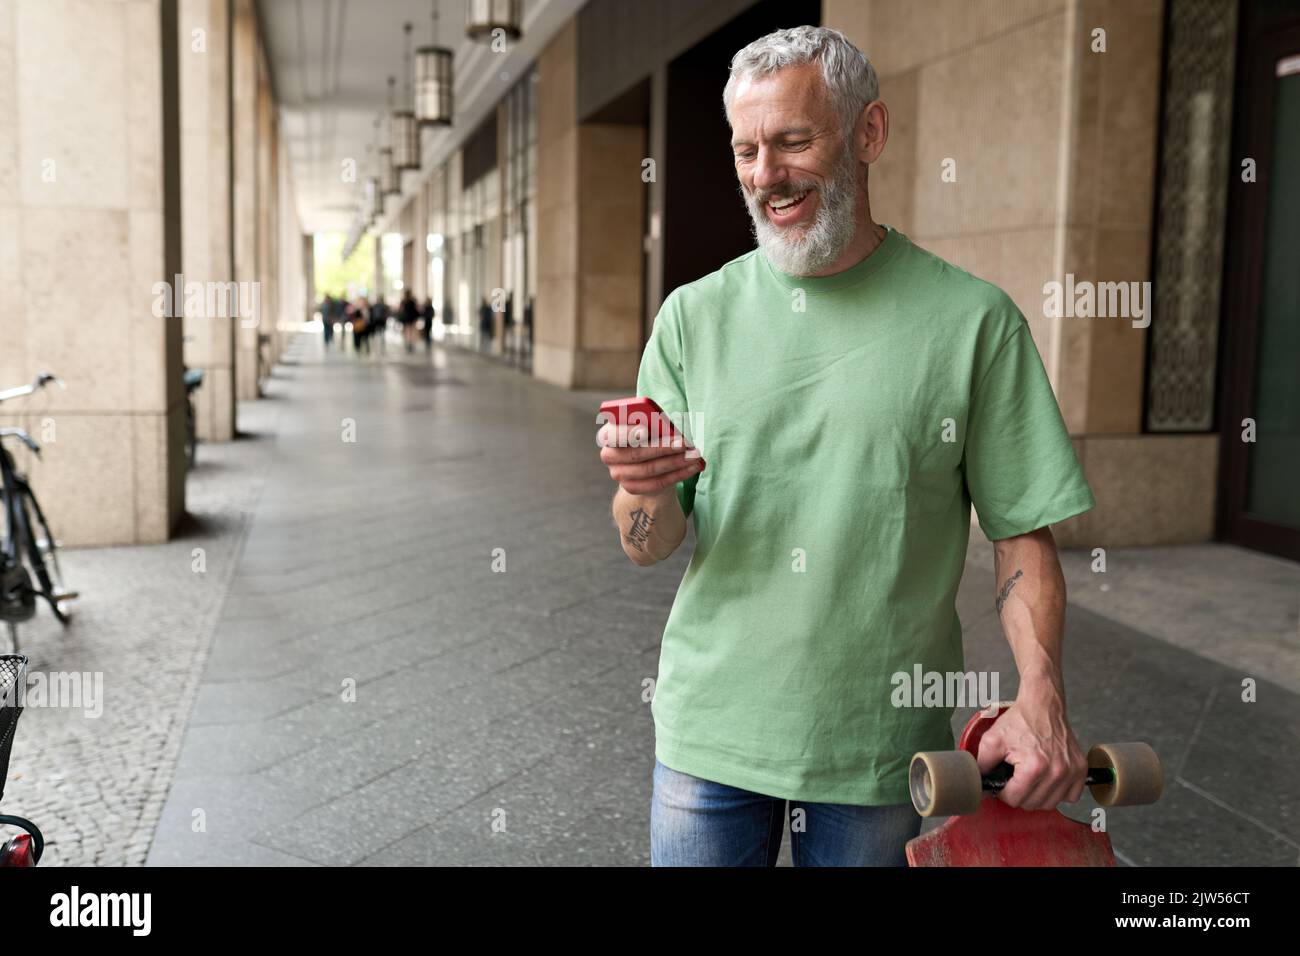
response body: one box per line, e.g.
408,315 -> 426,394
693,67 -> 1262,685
467,0 -> 521,41
391,110 -> 420,170
415,45 -> 454,125
378,147 -> 399,196
342,217 -> 365,262
362,176 -> 379,220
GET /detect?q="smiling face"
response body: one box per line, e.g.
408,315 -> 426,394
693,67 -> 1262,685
729,62 -> 867,276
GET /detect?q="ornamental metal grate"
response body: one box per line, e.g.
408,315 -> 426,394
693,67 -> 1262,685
1146,0 -> 1238,432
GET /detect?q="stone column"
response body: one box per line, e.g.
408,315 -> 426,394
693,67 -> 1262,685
278,146 -> 304,338
412,182 -> 428,301
826,0 -> 1208,546
534,20 -> 645,388
0,0 -> 185,545
255,66 -> 275,376
179,0 -> 236,441
302,233 -> 315,324
231,0 -> 259,401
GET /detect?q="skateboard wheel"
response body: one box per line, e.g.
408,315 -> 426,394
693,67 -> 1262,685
909,750 -> 982,817
1087,742 -> 1163,807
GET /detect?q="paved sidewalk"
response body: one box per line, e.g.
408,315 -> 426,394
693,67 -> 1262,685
141,333 -> 1297,867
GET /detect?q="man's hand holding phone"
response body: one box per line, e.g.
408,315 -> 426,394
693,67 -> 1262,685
597,397 -> 704,497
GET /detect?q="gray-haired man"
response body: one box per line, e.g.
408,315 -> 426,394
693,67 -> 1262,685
596,26 -> 1095,866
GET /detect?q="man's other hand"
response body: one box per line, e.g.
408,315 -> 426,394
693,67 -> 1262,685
974,691 -> 1088,811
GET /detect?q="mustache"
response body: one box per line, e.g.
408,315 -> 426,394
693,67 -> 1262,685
750,182 -> 819,205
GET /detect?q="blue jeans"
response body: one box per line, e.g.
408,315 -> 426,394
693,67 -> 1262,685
650,758 -> 921,866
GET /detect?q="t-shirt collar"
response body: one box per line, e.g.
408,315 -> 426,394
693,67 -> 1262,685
760,224 -> 904,292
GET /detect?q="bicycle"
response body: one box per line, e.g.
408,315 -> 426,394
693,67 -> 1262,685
0,655 -> 44,865
184,366 -> 204,470
182,333 -> 203,469
0,372 -> 76,654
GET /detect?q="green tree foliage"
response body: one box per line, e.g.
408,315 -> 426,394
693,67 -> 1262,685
314,232 -> 375,304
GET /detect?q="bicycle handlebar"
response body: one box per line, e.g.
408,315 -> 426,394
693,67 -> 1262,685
0,428 -> 40,456
0,372 -> 63,405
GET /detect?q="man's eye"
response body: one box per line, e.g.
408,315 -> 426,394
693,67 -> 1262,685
784,141 -> 809,150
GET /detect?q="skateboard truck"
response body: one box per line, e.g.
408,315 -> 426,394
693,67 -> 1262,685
911,739 -> 1162,818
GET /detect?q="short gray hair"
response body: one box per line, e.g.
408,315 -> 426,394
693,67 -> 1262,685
723,26 -> 879,141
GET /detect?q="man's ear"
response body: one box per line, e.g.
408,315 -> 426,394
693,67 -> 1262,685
858,100 -> 888,165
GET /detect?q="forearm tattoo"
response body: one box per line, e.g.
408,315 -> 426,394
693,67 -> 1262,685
995,568 -> 1023,615
624,507 -> 655,552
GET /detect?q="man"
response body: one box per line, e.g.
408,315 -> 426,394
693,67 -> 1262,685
479,296 -> 494,353
596,26 -> 1096,866
320,293 -> 335,348
420,296 -> 435,352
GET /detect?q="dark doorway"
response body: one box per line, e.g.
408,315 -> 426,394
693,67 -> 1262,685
1219,1 -> 1300,561
661,0 -> 822,298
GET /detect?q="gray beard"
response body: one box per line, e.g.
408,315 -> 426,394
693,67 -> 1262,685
743,149 -> 860,277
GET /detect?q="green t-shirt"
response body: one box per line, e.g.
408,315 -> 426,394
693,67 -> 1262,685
635,226 -> 1095,806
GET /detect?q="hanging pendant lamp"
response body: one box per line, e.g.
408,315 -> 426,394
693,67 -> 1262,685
363,175 -> 379,221
379,147 -> 399,197
392,23 -> 421,169
379,79 -> 401,196
467,0 -> 522,42
416,0 -> 454,126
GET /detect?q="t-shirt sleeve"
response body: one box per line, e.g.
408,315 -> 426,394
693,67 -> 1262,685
962,316 -> 1095,540
635,291 -> 699,519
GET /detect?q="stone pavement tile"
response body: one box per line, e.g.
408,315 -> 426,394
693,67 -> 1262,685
1177,679 -> 1300,848
198,591 -> 468,685
253,713 -> 440,808
252,666 -> 561,800
1060,543 -> 1300,693
265,630 -> 459,697
187,672 -> 331,727
1101,781 -> 1297,867
252,647 -> 634,864
171,704 -> 382,778
251,744 -> 548,865
146,775 -> 324,867
361,755 -> 642,866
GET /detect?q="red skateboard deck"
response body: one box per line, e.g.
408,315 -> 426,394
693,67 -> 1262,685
906,706 -> 1115,867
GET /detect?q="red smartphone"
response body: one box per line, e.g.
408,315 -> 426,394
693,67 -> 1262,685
599,396 -> 702,460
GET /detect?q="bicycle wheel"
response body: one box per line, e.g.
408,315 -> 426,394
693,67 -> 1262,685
18,482 -> 70,624
186,403 -> 197,470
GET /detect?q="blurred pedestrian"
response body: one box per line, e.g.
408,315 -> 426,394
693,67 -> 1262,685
524,296 -> 534,355
479,297 -> 493,353
352,296 -> 369,354
329,293 -> 345,347
320,293 -> 335,348
370,297 -> 388,355
421,296 -> 435,352
400,289 -> 419,354
504,292 -> 515,360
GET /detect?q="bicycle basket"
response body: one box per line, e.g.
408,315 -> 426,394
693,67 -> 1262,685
0,656 -> 26,804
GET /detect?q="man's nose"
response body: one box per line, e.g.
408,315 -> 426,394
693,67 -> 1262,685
751,147 -> 786,193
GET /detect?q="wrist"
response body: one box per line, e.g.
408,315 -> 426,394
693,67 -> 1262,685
1018,671 -> 1065,706
623,485 -> 677,506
